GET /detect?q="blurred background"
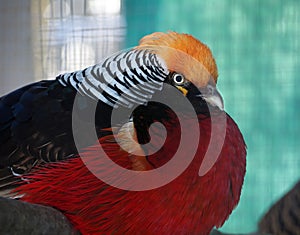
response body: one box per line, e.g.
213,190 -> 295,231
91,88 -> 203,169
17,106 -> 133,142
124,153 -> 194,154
0,0 -> 299,233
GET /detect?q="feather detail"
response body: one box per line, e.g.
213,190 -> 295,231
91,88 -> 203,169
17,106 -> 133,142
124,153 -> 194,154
14,112 -> 246,235
57,49 -> 169,108
137,31 -> 218,87
0,168 -> 22,198
113,122 -> 153,171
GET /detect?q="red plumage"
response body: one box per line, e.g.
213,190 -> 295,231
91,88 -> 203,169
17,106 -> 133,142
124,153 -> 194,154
15,111 -> 246,235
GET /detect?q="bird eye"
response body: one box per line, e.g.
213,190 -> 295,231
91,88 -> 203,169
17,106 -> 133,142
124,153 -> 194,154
172,73 -> 185,85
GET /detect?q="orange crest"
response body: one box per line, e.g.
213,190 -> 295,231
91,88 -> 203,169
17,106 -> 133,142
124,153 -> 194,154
137,32 -> 218,87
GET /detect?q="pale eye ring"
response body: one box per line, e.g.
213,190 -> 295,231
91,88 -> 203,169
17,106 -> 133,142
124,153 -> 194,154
173,73 -> 185,85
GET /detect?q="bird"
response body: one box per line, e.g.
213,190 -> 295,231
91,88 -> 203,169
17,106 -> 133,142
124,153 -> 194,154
0,32 -> 246,234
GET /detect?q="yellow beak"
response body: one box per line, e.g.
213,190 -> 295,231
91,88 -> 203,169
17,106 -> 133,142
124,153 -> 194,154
176,86 -> 188,96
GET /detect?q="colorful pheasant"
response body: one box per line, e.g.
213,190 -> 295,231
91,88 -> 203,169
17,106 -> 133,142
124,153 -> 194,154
0,32 -> 246,234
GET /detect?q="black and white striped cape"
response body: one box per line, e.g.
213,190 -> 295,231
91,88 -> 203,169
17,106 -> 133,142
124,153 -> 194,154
57,48 -> 169,108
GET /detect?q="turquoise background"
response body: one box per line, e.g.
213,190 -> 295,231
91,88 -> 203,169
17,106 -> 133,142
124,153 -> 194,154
125,0 -> 300,233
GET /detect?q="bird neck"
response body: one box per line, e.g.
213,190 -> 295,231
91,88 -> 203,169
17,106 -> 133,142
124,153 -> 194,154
56,49 -> 169,109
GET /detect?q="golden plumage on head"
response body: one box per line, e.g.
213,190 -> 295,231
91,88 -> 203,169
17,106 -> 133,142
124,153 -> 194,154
137,31 -> 218,87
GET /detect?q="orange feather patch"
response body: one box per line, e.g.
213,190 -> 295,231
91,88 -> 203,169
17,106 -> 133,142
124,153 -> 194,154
137,32 -> 218,87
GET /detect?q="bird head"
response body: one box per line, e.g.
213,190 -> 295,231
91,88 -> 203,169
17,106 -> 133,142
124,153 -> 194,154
137,31 -> 224,111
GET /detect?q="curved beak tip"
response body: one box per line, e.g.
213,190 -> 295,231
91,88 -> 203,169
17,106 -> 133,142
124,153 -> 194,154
203,90 -> 224,111
209,95 -> 224,110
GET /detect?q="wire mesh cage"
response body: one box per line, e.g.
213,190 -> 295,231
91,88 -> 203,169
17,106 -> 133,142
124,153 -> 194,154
35,0 -> 126,79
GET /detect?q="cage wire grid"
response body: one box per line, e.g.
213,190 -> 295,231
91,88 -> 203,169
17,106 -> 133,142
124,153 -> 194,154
37,0 -> 126,80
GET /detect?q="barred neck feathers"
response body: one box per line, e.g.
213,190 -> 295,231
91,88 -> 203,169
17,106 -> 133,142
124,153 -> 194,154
57,49 -> 169,108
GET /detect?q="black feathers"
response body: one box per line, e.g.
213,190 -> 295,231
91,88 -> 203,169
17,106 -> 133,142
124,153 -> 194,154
0,48 -> 169,194
0,80 -> 113,180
